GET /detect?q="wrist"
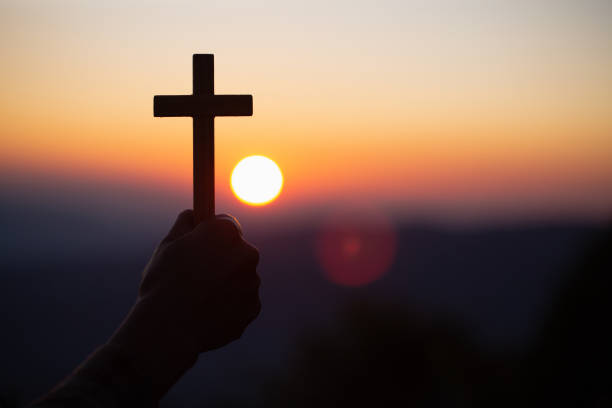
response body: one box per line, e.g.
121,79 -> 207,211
106,297 -> 200,399
72,343 -> 160,405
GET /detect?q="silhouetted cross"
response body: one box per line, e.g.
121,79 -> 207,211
154,54 -> 253,223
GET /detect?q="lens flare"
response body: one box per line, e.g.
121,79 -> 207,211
231,155 -> 283,206
315,209 -> 397,287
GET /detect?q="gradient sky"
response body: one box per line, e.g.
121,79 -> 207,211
1,0 -> 611,223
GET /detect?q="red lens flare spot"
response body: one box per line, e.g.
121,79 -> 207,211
343,236 -> 362,257
315,209 -> 397,287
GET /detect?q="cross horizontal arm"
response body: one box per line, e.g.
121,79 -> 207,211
154,95 -> 253,117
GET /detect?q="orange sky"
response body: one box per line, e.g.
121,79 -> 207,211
1,0 -> 611,222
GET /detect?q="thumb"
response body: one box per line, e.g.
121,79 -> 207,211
162,210 -> 196,243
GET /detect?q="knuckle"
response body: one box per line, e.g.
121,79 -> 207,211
216,214 -> 243,234
241,242 -> 260,266
213,218 -> 242,242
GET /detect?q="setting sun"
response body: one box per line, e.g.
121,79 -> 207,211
231,156 -> 283,206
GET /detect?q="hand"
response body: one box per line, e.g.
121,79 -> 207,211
106,210 -> 261,398
138,210 -> 260,351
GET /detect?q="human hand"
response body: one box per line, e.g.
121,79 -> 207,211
107,210 -> 261,397
139,210 -> 260,351
31,210 -> 261,405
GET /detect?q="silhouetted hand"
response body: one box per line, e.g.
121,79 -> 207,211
108,210 -> 261,397
31,210 -> 261,406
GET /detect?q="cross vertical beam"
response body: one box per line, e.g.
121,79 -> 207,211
193,55 -> 215,221
154,54 -> 253,224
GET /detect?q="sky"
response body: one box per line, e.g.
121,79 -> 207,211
1,0 -> 611,224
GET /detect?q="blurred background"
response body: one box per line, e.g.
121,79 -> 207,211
1,0 -> 611,406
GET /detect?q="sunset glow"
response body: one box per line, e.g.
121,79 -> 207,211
1,1 -> 611,223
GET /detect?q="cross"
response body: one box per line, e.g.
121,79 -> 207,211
154,54 -> 253,223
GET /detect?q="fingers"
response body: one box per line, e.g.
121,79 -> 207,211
211,216 -> 244,245
181,212 -> 259,278
144,211 -> 262,352
222,236 -> 260,274
241,241 -> 260,267
225,274 -> 262,329
216,214 -> 243,235
188,213 -> 245,246
162,210 -> 196,243
226,265 -> 260,293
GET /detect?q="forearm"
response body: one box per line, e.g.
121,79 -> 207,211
30,344 -> 158,407
31,211 -> 260,407
106,297 -> 201,399
32,301 -> 199,407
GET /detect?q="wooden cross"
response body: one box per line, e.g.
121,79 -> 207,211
154,54 -> 253,223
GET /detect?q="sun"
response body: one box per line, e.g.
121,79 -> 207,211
231,155 -> 283,206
